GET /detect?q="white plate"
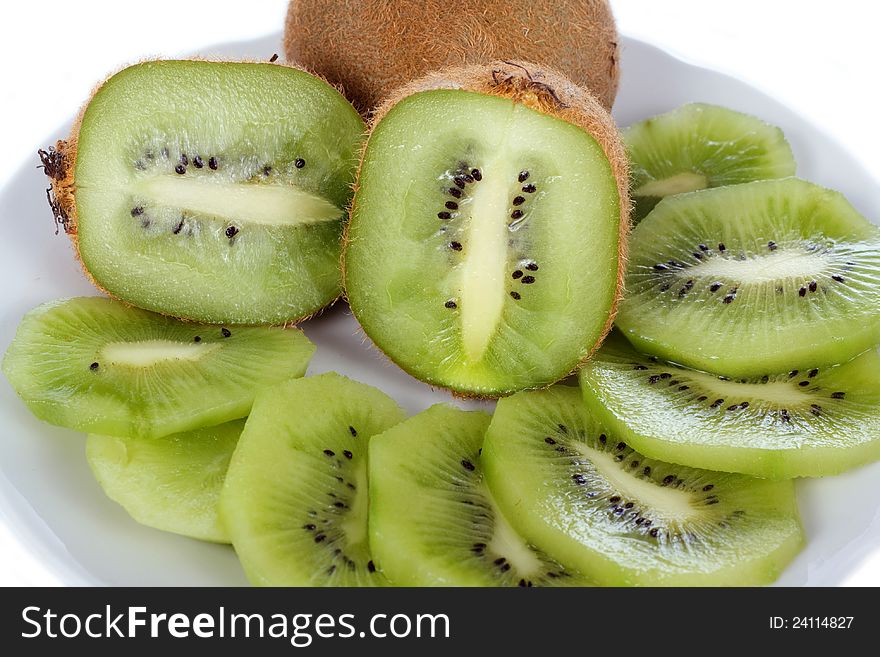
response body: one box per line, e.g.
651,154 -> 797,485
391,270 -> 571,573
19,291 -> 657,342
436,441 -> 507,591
1,33 -> 878,586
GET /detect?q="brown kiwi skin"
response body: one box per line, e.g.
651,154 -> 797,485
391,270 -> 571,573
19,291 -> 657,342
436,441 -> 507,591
341,60 -> 630,399
39,58 -> 354,327
284,0 -> 620,114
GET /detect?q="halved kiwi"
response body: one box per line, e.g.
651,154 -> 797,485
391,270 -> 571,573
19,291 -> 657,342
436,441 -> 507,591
42,60 -> 365,324
87,419 -> 243,543
1,297 -> 315,438
482,385 -> 805,586
625,103 -> 796,222
344,61 -> 628,396
369,404 -> 590,586
220,373 -> 406,586
616,178 -> 880,377
580,333 -> 880,478
285,0 -> 620,113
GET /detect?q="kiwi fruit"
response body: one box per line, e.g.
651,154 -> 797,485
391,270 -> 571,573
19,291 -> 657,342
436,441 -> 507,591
343,61 -> 629,396
41,60 -> 365,325
284,0 -> 620,113
369,404 -> 591,586
87,419 -> 243,543
482,385 -> 805,586
616,178 -> 880,378
626,103 -> 796,222
1,297 -> 315,438
220,372 -> 406,586
580,333 -> 880,478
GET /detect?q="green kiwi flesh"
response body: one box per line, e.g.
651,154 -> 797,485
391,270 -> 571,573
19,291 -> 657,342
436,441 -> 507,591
72,61 -> 365,324
616,178 -> 880,377
344,89 -> 621,396
87,419 -> 243,542
1,297 -> 315,438
580,333 -> 880,478
625,103 -> 796,222
368,404 -> 591,586
220,373 -> 406,586
482,385 -> 805,586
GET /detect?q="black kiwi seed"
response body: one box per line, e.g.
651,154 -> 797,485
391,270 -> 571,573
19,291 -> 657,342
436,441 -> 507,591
723,289 -> 737,304
323,449 -> 335,457
718,243 -> 726,252
262,165 -> 272,176
633,364 -> 647,370
698,244 -> 709,251
616,441 -> 626,451
174,164 -> 186,175
678,385 -> 689,391
522,183 -> 536,193
557,424 -> 568,433
832,274 -> 845,283
193,155 -> 204,168
798,287 -> 807,297
208,156 -> 218,170
809,280 -> 818,292
453,177 -> 466,189
89,362 -> 99,371
449,241 -> 463,251
710,399 -> 724,408
349,426 -> 357,436
709,282 -> 722,293
518,170 -> 530,182
512,196 -> 525,206
445,201 -> 458,210
572,474 -> 587,485
367,560 -> 376,573
831,391 -> 846,399
314,534 -> 326,543
225,226 -> 239,239
438,211 -> 451,220
649,528 -> 659,537
761,375 -> 769,384
445,300 -> 457,309
294,158 -> 306,169
662,474 -> 675,485
643,466 -> 652,476
194,336 -> 201,343
811,404 -> 822,416
303,523 -> 316,531
544,437 -> 556,444
512,270 -> 523,279
172,219 -> 184,235
130,206 -> 144,217
648,375 -> 660,384
598,434 -> 607,444
740,402 -> 750,409
808,368 -> 819,378
471,168 -> 482,181
510,291 -> 521,300
697,395 -> 708,402
461,459 -> 475,471
798,381 -> 809,387
521,275 -> 535,284
703,484 -> 714,492
525,263 -> 538,271
768,241 -> 777,251
343,450 -> 353,459
659,283 -> 671,292
788,370 -> 799,378
608,496 -> 621,503
511,209 -> 524,220
448,187 -> 462,198
659,373 -> 671,379
179,154 -> 188,166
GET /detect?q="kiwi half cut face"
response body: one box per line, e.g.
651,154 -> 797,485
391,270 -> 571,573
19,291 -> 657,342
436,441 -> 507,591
345,89 -> 622,395
55,61 -> 365,324
625,103 -> 796,222
1,297 -> 315,438
482,386 -> 804,586
580,333 -> 880,478
617,178 -> 880,377
369,404 -> 591,586
220,373 -> 406,586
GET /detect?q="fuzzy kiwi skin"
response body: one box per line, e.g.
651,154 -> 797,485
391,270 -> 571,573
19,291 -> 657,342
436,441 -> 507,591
284,0 -> 620,114
342,60 -> 630,398
40,58 -> 354,326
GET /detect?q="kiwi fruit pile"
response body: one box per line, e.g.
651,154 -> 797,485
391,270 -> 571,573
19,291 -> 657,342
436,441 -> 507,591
3,2 -> 879,587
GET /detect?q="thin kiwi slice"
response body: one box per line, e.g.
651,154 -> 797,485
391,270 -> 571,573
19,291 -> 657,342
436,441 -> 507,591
579,333 -> 880,478
625,103 -> 796,222
616,178 -> 880,377
344,61 -> 628,396
220,373 -> 406,586
1,297 -> 315,438
42,60 -> 365,324
482,386 -> 805,586
87,419 -> 243,543
369,404 -> 591,586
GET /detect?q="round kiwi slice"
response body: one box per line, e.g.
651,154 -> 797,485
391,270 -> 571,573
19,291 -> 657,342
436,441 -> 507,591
220,372 -> 406,586
285,0 -> 620,113
369,404 -> 591,586
482,385 -> 805,586
625,103 -> 796,222
87,419 -> 244,543
580,333 -> 880,478
43,60 -> 365,325
616,178 -> 880,378
1,297 -> 315,438
344,61 -> 628,396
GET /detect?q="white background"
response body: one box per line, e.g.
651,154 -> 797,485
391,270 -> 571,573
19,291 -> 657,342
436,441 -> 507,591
0,0 -> 877,585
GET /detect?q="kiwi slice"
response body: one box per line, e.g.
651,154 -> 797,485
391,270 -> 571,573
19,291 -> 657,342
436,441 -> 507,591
220,372 -> 406,586
625,103 -> 796,222
344,61 -> 628,396
43,60 -> 365,324
1,297 -> 315,438
482,386 -> 805,586
285,0 -> 620,113
579,333 -> 880,478
87,419 -> 243,543
616,178 -> 880,377
369,404 -> 590,586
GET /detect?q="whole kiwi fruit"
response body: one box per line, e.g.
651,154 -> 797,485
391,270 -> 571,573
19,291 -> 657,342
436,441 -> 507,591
284,0 -> 620,113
